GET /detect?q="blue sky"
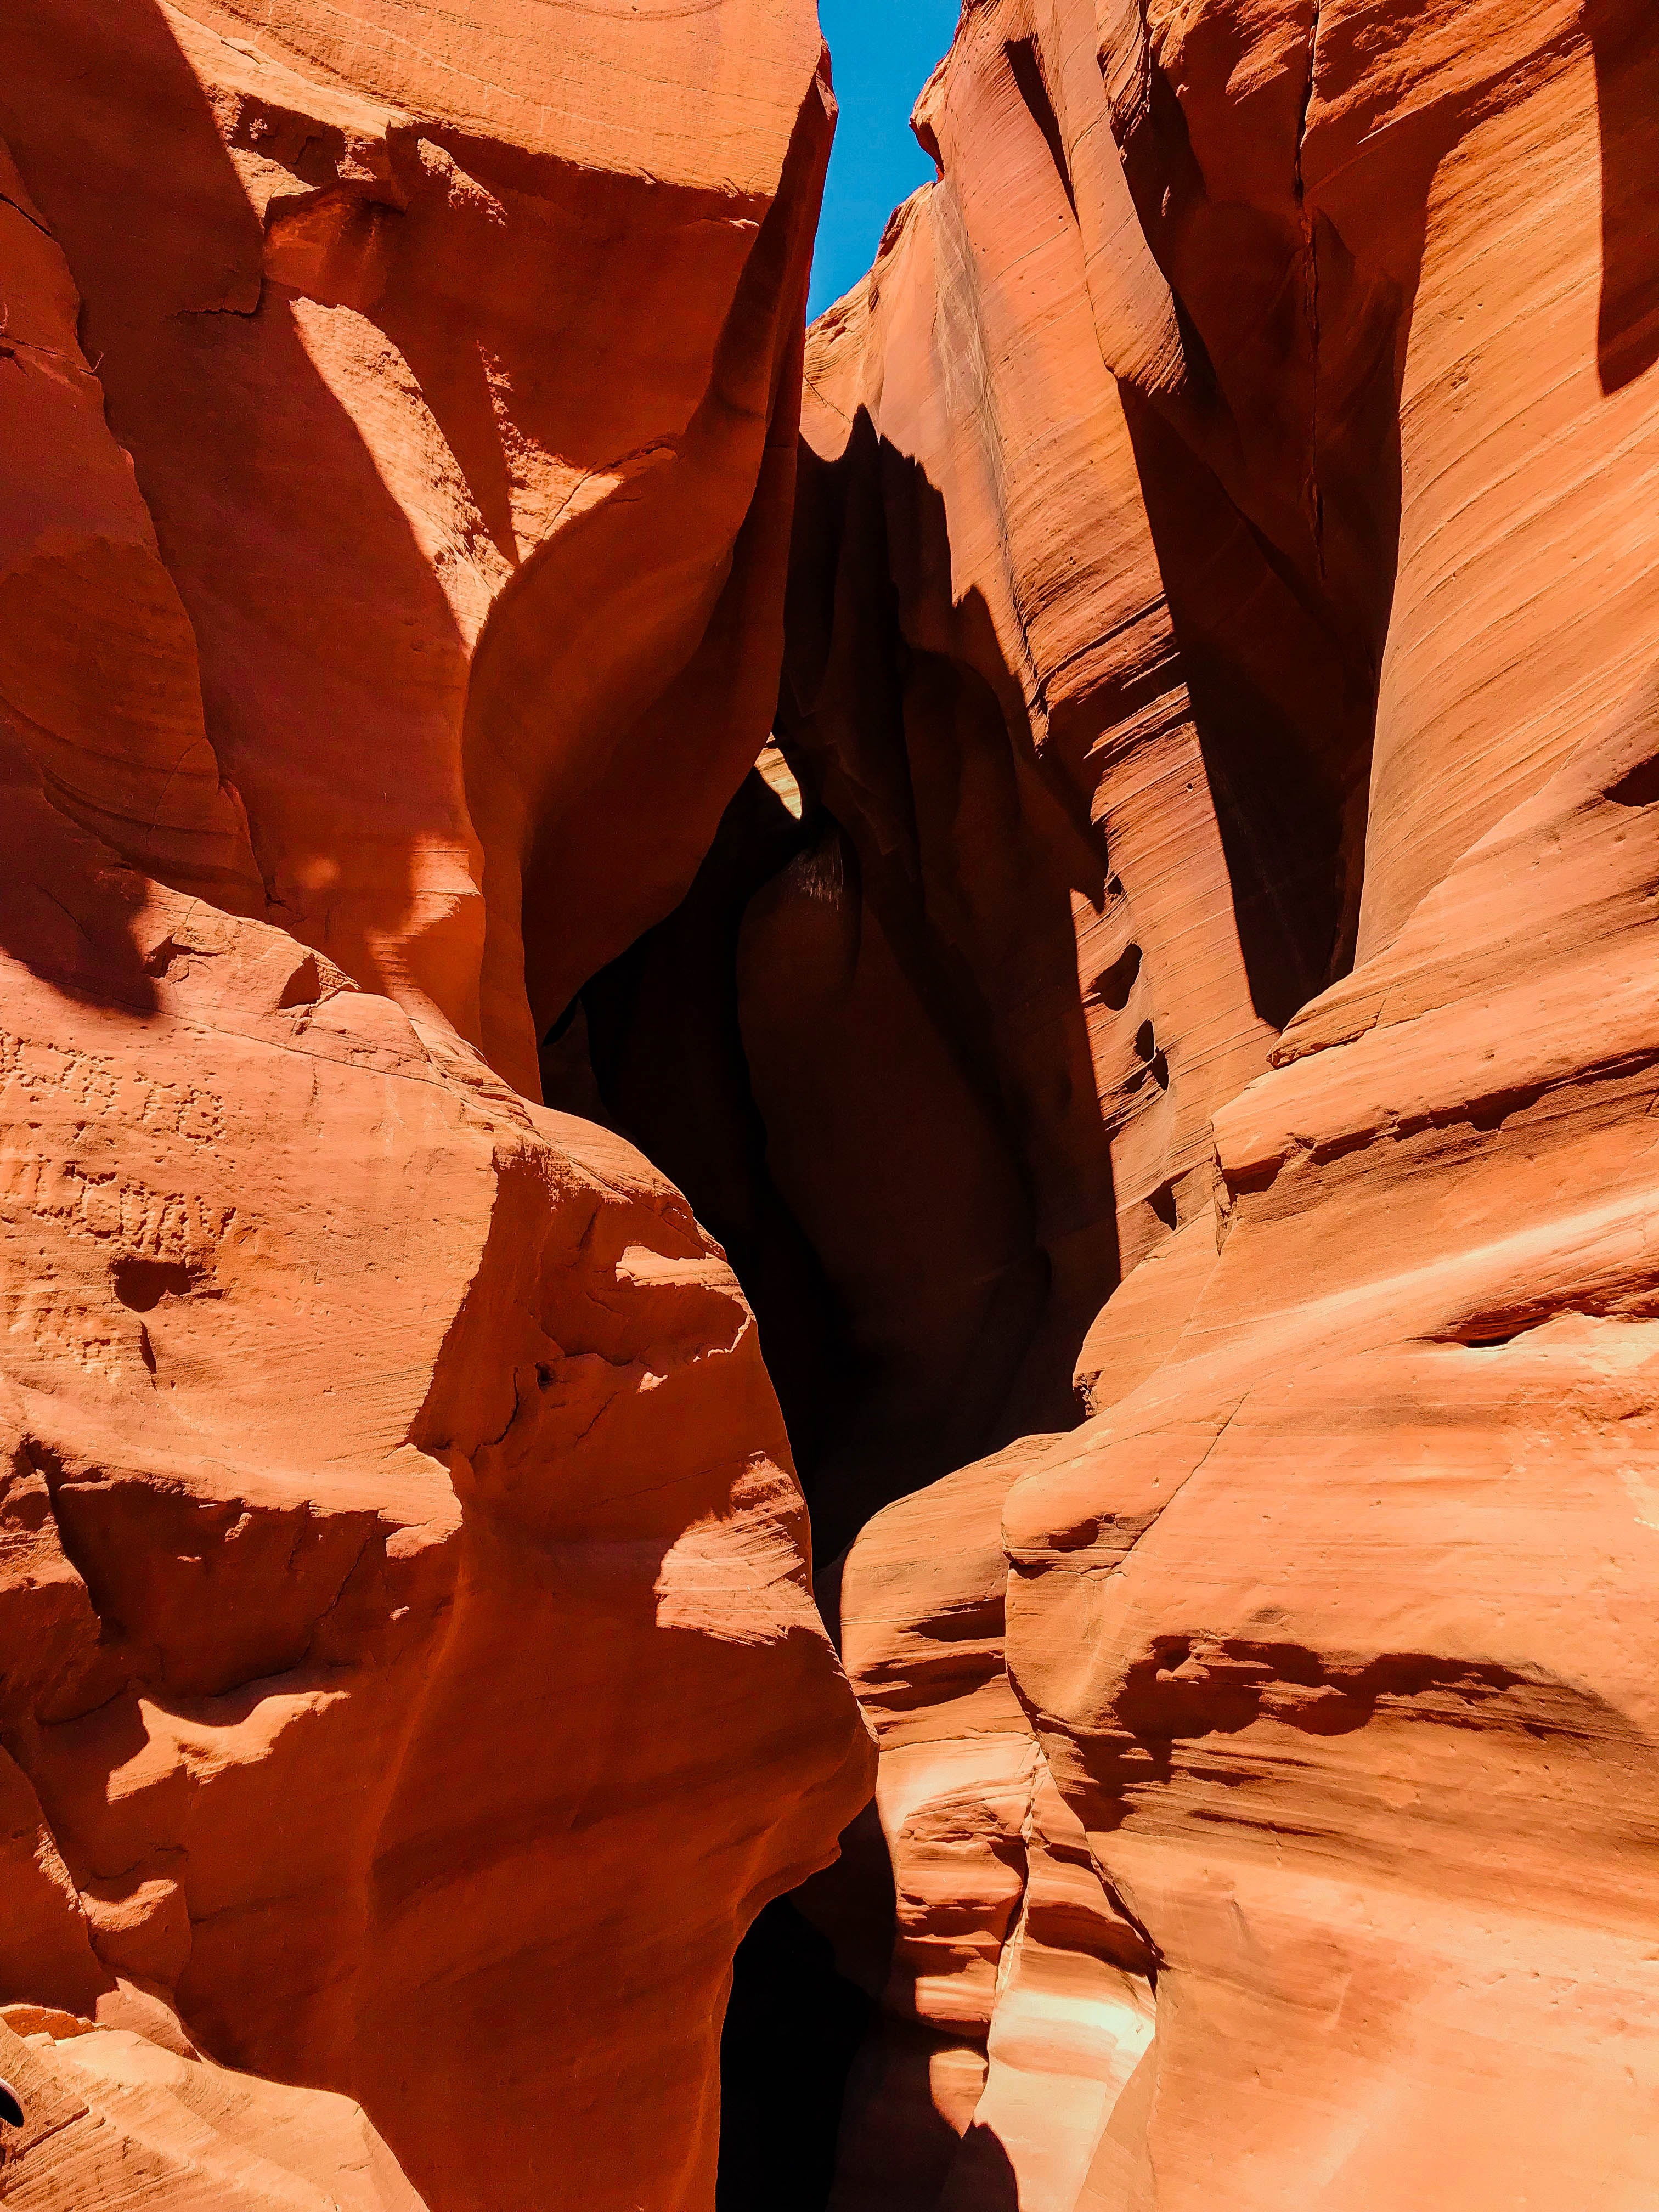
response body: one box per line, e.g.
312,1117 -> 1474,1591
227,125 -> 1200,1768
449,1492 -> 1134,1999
808,0 -> 961,320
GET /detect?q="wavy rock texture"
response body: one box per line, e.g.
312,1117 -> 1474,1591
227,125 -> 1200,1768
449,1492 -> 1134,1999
824,1437 -> 1155,2212
1,0 -> 1655,2202
563,0 -> 1356,1543
0,4 -> 871,2209
0,720 -> 869,2212
0,0 -> 833,1096
1006,661 -> 1659,2212
0,2003 -> 423,2209
819,0 -> 1659,2204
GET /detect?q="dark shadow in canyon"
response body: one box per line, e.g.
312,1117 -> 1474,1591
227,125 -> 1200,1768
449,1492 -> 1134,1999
547,767 -> 853,1483
1585,0 -> 1659,395
1100,33 -> 1408,1017
716,1899 -> 872,2212
769,418 -> 1124,1534
944,2125 -> 1022,2210
1118,380 -> 1383,1024
544,424 -> 1124,2203
0,736 -> 163,1015
544,414 -> 1124,1563
544,390 -> 1404,2191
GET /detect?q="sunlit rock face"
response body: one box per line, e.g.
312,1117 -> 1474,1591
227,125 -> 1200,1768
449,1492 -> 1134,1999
0,0 -> 837,1097
802,0 -> 1659,2206
0,0 -> 1655,2205
814,1437 -> 1155,2212
0,4 -> 872,2209
0,2000 -> 425,2211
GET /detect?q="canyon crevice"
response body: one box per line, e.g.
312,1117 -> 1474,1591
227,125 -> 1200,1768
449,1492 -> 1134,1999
0,1 -> 1655,2208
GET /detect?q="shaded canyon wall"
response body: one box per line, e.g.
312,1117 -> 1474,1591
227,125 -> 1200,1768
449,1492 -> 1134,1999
0,3 -> 873,2208
772,2 -> 1659,2208
0,0 -> 1654,2207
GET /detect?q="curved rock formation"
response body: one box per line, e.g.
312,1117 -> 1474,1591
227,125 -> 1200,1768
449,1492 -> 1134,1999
0,0 -> 833,1094
814,0 -> 1659,2203
823,1436 -> 1156,2212
0,714 -> 870,2212
2,0 -> 1655,2202
0,4 -> 871,2208
1006,661 -> 1659,2212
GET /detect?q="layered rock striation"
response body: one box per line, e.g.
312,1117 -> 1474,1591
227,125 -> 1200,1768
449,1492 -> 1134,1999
1,0 -> 835,1094
0,0 -> 1655,2205
813,0 -> 1659,2204
821,1436 -> 1156,2212
0,2000 -> 423,2210
1005,659 -> 1659,2210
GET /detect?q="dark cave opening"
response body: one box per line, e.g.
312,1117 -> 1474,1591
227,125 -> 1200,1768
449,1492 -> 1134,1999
714,1901 -> 873,2212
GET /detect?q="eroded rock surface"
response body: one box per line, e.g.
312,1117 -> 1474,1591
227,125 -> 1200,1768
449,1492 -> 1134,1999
0,4 -> 871,2209
0,712 -> 870,2212
1005,663 -> 1659,2212
821,1437 -> 1155,2212
819,0 -> 1659,2204
1,0 -> 833,1094
2,0 -> 1656,2203
0,2002 -> 424,2210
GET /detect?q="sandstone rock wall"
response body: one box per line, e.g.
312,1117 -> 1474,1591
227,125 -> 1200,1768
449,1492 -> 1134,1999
819,0 -> 1659,2204
0,4 -> 873,2208
560,0 -> 1376,1542
1003,650 -> 1659,2212
1,0 -> 1655,2203
821,1436 -> 1155,2212
1,0 -> 834,1095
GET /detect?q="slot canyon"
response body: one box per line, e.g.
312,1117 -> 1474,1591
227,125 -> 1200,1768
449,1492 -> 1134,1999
0,0 -> 1655,2207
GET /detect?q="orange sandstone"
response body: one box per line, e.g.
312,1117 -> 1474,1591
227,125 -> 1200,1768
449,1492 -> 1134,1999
0,3 -> 871,2208
0,0 -> 1656,2203
815,0 -> 1659,2202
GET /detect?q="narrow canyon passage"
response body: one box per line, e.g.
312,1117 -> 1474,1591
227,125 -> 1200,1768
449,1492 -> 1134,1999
0,0 -> 1654,2208
547,1 -> 1659,2204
